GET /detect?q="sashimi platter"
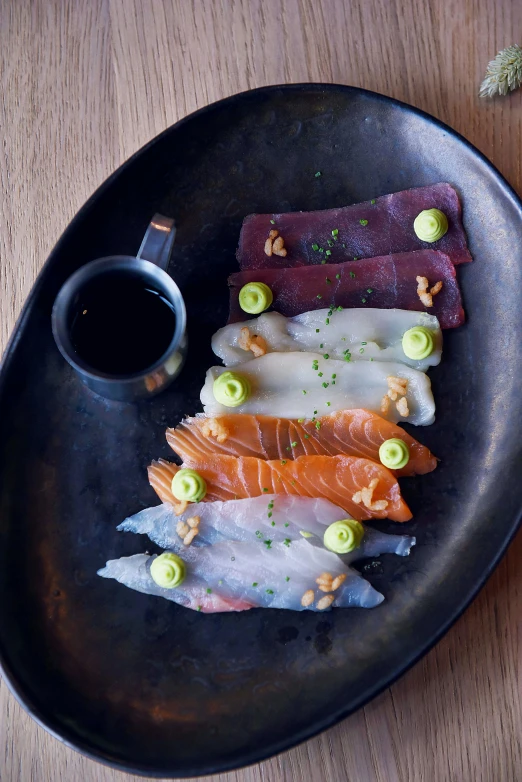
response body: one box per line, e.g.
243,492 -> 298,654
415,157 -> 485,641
100,183 -> 470,614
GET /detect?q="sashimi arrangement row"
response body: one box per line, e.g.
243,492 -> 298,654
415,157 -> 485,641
100,183 -> 470,614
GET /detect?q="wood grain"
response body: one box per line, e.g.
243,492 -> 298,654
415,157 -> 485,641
1,1 -> 521,780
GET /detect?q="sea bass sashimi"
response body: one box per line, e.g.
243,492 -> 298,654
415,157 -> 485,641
148,454 -> 412,521
167,410 -> 438,477
228,250 -> 464,329
98,538 -> 386,612
118,497 -> 417,563
236,183 -> 471,270
212,309 -> 442,371
201,353 -> 435,426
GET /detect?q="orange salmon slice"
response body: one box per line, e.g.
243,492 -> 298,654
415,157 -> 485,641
148,453 -> 412,522
166,409 -> 437,477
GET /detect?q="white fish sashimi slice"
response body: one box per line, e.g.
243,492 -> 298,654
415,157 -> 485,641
201,352 -> 435,425
212,309 -> 442,371
97,554 -> 251,613
118,497 -> 416,564
99,541 -> 384,612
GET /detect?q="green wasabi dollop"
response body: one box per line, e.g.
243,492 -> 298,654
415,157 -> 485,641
213,371 -> 251,407
413,208 -> 449,242
379,438 -> 410,470
402,326 -> 435,360
324,519 -> 364,554
239,282 -> 273,314
171,468 -> 207,502
150,552 -> 186,588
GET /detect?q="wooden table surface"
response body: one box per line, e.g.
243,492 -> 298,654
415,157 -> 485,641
1,1 -> 522,780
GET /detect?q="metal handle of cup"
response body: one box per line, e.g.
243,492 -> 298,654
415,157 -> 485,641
136,214 -> 176,271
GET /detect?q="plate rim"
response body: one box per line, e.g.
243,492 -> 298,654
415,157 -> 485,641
1,81 -> 522,778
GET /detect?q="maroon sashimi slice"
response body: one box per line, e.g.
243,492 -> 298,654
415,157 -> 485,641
228,250 -> 464,329
237,183 -> 472,270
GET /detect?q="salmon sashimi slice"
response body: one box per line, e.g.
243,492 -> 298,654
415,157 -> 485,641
166,410 -> 437,477
147,454 -> 412,522
236,183 -> 472,270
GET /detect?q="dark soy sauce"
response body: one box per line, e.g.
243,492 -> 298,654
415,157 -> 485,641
69,273 -> 176,375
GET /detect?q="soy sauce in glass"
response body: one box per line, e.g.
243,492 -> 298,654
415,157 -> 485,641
69,272 -> 177,375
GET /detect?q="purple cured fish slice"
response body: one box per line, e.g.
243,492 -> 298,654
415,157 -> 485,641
237,183 -> 472,270
229,250 -> 464,329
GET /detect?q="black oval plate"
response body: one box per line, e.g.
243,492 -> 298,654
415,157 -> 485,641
1,85 -> 521,778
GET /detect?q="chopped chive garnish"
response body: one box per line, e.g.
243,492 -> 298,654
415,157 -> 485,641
284,522 -> 290,527
318,247 -> 324,253
312,243 -> 319,251
359,348 -> 365,354
315,171 -> 321,177
316,328 -> 320,333
197,605 -> 202,611
262,487 -> 269,492
320,343 -> 324,348
370,357 -> 374,361
321,260 -> 326,264
359,219 -> 368,226
367,288 -> 373,293
285,576 -> 290,582
323,353 -> 330,359
337,305 -> 343,311
325,318 -> 330,325
206,588 -> 212,594
268,511 -> 273,518
361,297 -> 367,303
268,501 -> 274,508
252,582 -> 258,587
270,219 -> 275,224
283,538 -> 291,547
317,294 -> 322,299
266,588 -> 274,594
353,256 -> 359,261
318,372 -> 323,377
335,273 -> 341,279
361,342 -> 367,345
332,380 -> 336,384
315,421 -> 321,430
271,520 -> 275,526
291,441 -> 297,447
313,410 -> 318,415
332,373 -> 337,378
256,530 -> 262,538
264,540 -> 272,549
325,250 -> 332,257
286,446 -> 291,451
344,353 -> 351,362
332,228 -> 339,236
304,434 -> 310,439
349,271 -> 356,278
327,239 -> 334,247
302,390 -> 307,394
322,382 -> 329,388
297,418 -> 305,423
326,401 -> 331,406
325,277 -> 331,284
281,459 -> 287,465
371,199 -> 376,204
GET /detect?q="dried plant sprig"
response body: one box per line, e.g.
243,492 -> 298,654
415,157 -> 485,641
479,44 -> 522,98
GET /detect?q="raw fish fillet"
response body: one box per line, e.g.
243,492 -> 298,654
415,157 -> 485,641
166,410 -> 437,477
201,353 -> 435,426
98,538 -> 386,612
147,454 -> 412,521
228,250 -> 464,329
213,309 -> 442,371
118,497 -> 417,562
237,183 -> 471,269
